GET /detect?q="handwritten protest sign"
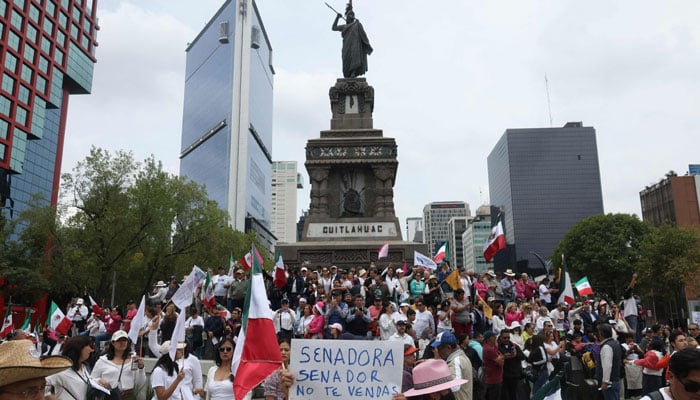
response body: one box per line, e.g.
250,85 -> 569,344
289,339 -> 404,400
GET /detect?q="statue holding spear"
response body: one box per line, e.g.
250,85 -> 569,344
327,1 -> 373,78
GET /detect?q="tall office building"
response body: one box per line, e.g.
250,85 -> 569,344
462,205 -> 493,274
271,161 -> 302,243
447,216 -> 467,268
0,0 -> 98,219
405,217 -> 423,243
179,0 -> 275,251
423,201 -> 470,254
487,122 -> 604,272
640,170 -> 700,228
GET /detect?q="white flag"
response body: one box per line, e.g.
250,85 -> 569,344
127,295 -> 146,344
414,251 -> 437,270
378,243 -> 389,259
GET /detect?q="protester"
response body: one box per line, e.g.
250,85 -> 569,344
180,342 -> 204,400
431,331 -> 472,400
306,302 -> 325,339
272,298 -> 295,341
379,302 -> 397,340
205,338 -> 251,400
634,338 -> 664,396
46,336 -> 94,400
498,329 -> 524,400
482,330 -> 503,400
595,323 -> 622,400
399,359 -> 468,400
90,330 -> 146,400
263,338 -> 291,400
640,348 -> 700,400
0,339 -> 72,400
401,344 -> 419,393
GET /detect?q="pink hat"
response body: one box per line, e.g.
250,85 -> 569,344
314,301 -> 324,314
403,359 -> 468,396
329,323 -> 343,332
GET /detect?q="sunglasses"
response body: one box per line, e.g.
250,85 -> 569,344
679,379 -> 700,393
219,347 -> 233,353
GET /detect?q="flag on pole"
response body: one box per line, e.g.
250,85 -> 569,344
414,251 -> 438,270
401,262 -> 408,275
240,247 -> 264,271
378,243 -> 389,259
574,276 -> 594,297
476,294 -> 493,319
128,295 -> 146,344
483,218 -> 506,262
201,272 -> 216,309
0,306 -> 13,337
88,295 -> 104,316
19,308 -> 32,332
445,269 -> 462,290
231,244 -> 282,400
273,251 -> 287,289
433,242 -> 449,263
557,255 -> 575,305
47,301 -> 72,335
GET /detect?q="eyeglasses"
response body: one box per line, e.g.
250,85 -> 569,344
219,347 -> 233,353
0,384 -> 52,399
679,378 -> 700,393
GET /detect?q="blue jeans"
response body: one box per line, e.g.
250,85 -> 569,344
602,380 -> 620,400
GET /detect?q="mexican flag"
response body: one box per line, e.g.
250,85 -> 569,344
273,251 -> 287,289
378,243 -> 389,259
47,301 -> 72,335
231,244 -> 282,400
0,307 -> 13,337
19,309 -> 32,332
557,256 -> 575,305
433,241 -> 449,263
88,295 -> 104,316
574,276 -> 594,296
483,219 -> 506,262
228,254 -> 235,277
201,272 -> 216,309
240,247 -> 264,271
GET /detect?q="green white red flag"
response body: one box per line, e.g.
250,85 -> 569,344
273,251 -> 287,289
201,272 -> 216,309
433,241 -> 449,263
483,219 -> 506,262
231,244 -> 282,400
47,301 -> 72,335
557,256 -> 575,305
574,276 -> 594,296
0,307 -> 13,337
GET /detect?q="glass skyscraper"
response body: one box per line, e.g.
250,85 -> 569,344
0,0 -> 98,219
179,0 -> 275,250
487,122 -> 604,272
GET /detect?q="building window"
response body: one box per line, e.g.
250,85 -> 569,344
28,4 -> 40,22
58,12 -> 67,28
15,106 -> 27,125
4,53 -> 17,72
14,0 -> 25,9
20,64 -> 33,84
70,22 -> 79,39
82,18 -> 91,31
72,6 -> 80,21
18,85 -> 30,104
0,1 -> 6,18
38,56 -> 49,73
45,1 -> 55,17
43,18 -> 53,34
11,9 -> 24,30
56,30 -> 66,47
1,73 -> 15,95
40,35 -> 51,54
8,31 -> 20,51
0,96 -> 12,117
26,24 -> 38,42
54,48 -> 64,65
23,44 -> 35,63
35,75 -> 46,94
0,120 -> 8,140
81,33 -> 89,48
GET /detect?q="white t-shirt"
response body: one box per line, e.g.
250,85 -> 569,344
212,274 -> 231,297
414,309 -> 434,339
539,284 -> 551,303
151,366 -> 183,400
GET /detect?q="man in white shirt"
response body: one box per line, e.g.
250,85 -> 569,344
66,298 -> 89,336
389,320 -> 416,346
413,297 -> 435,339
273,298 -> 296,341
212,266 -> 232,307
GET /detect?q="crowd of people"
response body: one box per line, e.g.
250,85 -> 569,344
3,262 -> 700,400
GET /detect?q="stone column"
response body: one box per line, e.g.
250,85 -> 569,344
309,167 -> 330,217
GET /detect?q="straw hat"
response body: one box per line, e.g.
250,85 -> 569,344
504,269 -> 516,277
403,359 -> 468,396
154,280 -> 167,287
0,340 -> 72,388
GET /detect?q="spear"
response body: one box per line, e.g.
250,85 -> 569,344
325,2 -> 346,20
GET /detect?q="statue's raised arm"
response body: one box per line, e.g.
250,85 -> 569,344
331,3 -> 373,78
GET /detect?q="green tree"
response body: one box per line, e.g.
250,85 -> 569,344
553,213 -> 650,300
637,224 -> 700,297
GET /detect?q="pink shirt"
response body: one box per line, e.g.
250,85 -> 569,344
505,311 -> 523,328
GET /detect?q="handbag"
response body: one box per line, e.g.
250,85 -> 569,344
88,359 -> 125,400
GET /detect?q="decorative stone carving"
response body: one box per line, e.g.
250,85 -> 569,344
306,144 -> 397,161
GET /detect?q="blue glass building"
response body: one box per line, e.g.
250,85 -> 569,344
179,0 -> 275,250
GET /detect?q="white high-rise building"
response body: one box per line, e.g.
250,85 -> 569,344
405,217 -> 423,243
271,161 -> 303,243
423,202 -> 470,254
462,205 -> 493,274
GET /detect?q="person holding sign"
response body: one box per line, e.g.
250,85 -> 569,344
263,339 -> 291,400
431,331 -> 473,400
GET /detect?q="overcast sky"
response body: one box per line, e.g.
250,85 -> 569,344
64,0 -> 700,231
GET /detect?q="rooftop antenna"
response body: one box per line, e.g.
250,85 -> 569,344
545,73 -> 553,127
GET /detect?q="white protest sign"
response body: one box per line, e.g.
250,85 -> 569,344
692,311 -> 700,325
289,339 -> 404,400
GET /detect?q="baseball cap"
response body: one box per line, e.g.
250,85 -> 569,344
404,345 -> 420,356
431,331 -> 457,347
483,331 -> 497,341
111,330 -> 129,342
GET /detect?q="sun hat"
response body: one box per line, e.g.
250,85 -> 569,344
159,341 -> 186,355
314,301 -> 324,314
403,359 -> 468,396
0,340 -> 72,388
504,269 -> 516,277
154,280 -> 167,287
431,331 -> 457,347
358,269 -> 367,277
110,330 -> 129,342
508,321 -> 521,330
329,323 -> 343,332
487,270 -> 496,277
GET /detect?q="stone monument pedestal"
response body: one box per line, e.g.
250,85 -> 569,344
277,78 -> 427,268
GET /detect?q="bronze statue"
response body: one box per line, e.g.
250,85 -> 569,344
332,3 -> 373,78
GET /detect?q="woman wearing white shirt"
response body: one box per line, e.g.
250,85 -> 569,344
90,330 -> 146,400
296,304 -> 314,339
151,341 -> 186,400
379,302 -> 397,340
204,338 -> 252,400
47,336 -> 95,400
179,343 -> 204,400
